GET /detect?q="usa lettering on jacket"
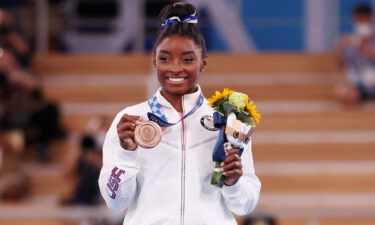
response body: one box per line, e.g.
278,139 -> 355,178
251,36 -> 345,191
107,167 -> 125,199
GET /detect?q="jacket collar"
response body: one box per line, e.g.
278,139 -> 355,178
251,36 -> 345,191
155,85 -> 204,114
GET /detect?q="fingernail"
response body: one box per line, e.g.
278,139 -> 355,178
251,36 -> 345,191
220,168 -> 224,173
135,120 -> 142,126
222,172 -> 226,176
220,162 -> 224,167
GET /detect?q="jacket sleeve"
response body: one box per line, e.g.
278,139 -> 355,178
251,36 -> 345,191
98,111 -> 141,212
220,141 -> 261,216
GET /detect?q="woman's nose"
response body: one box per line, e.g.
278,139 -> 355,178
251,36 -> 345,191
169,61 -> 183,75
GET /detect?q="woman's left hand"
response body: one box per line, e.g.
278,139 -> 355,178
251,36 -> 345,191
221,148 -> 243,186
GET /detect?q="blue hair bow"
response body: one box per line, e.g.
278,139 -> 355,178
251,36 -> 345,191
161,12 -> 198,30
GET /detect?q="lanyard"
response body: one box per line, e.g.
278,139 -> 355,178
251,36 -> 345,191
147,94 -> 205,127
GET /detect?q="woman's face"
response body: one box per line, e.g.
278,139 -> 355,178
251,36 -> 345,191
154,35 -> 207,97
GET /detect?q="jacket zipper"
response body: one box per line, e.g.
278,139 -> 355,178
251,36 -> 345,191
180,96 -> 186,225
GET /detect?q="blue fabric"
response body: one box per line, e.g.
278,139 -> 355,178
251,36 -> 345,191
213,112 -> 226,128
213,126 -> 226,162
147,94 -> 205,127
161,14 -> 197,30
212,112 -> 226,161
148,96 -> 168,122
147,112 -> 173,127
181,14 -> 197,22
161,18 -> 180,30
212,112 -> 244,162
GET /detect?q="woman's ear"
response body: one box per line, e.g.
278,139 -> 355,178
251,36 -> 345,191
152,56 -> 157,70
200,57 -> 208,72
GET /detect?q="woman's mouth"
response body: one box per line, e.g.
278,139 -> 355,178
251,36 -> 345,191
167,77 -> 186,82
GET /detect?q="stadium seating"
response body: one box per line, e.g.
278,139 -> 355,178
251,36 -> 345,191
1,53 -> 374,225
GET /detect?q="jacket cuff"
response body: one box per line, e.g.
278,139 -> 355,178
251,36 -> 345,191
116,146 -> 139,169
222,178 -> 243,197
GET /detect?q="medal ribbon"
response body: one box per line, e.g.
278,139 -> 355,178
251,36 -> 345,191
147,94 -> 205,127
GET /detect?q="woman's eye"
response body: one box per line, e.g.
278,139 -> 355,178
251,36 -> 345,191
183,58 -> 194,63
159,56 -> 169,62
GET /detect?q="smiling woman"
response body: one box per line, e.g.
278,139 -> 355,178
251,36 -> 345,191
153,2 -> 207,112
155,35 -> 206,111
98,2 -> 261,225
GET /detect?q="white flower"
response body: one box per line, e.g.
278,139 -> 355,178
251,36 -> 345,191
228,92 -> 248,111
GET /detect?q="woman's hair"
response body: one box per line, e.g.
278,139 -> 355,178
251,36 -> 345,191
354,3 -> 373,16
153,2 -> 207,58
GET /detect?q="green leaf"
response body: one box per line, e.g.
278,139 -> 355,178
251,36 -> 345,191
216,98 -> 227,106
236,112 -> 255,126
222,101 -> 237,116
215,99 -> 226,114
211,172 -> 224,185
210,161 -> 225,186
218,105 -> 225,115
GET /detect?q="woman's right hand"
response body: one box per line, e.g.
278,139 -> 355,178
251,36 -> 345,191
117,114 -> 142,151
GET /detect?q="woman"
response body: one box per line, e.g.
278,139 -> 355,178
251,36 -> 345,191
99,3 -> 261,225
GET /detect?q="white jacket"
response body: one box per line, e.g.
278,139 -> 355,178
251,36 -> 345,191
99,87 -> 261,225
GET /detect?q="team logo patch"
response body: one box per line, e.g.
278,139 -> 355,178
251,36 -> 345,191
200,115 -> 220,131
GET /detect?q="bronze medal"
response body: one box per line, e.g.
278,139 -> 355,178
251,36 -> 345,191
134,121 -> 162,148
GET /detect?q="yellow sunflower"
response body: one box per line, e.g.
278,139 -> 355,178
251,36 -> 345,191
246,101 -> 262,124
222,88 -> 234,98
207,88 -> 234,107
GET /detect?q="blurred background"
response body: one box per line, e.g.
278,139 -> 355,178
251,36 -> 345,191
0,0 -> 375,225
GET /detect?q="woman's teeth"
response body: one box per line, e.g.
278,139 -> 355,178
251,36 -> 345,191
168,77 -> 185,82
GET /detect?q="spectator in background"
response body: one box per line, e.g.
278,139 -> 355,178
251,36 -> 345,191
0,46 -> 65,163
0,47 -> 39,89
336,4 -> 375,106
0,47 -> 40,155
85,115 -> 110,148
61,116 -> 108,205
62,135 -> 102,205
0,117 -> 29,202
0,8 -> 32,68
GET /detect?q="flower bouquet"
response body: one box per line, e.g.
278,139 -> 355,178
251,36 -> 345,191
207,88 -> 261,186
